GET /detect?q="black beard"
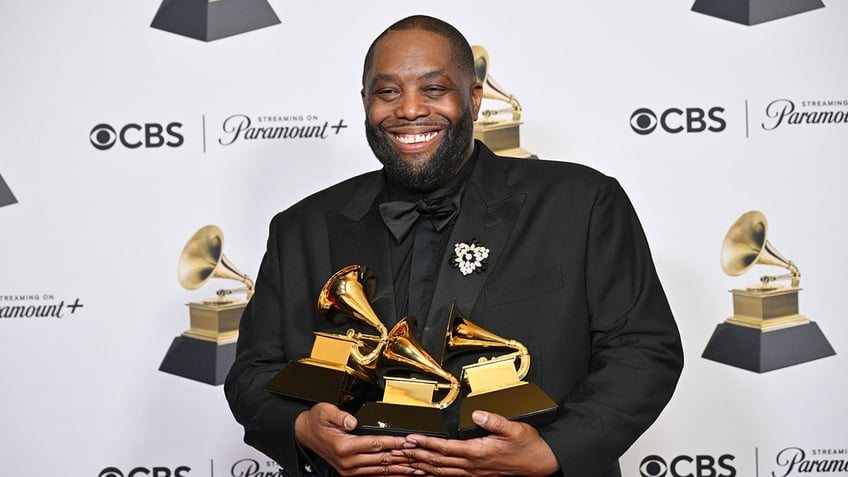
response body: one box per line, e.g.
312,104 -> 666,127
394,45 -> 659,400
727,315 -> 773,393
365,108 -> 475,193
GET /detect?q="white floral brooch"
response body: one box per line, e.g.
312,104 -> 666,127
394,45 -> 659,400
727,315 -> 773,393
450,239 -> 490,276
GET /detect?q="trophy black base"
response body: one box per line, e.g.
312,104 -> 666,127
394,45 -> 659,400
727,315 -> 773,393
702,322 -> 835,373
691,0 -> 824,26
354,402 -> 449,437
159,335 -> 236,385
458,383 -> 559,439
263,362 -> 381,412
151,0 -> 281,42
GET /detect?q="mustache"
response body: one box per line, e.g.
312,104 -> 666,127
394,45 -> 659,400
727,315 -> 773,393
380,120 -> 446,129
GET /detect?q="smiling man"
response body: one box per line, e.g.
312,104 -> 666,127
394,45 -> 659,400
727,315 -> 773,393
226,15 -> 683,477
362,24 -> 480,193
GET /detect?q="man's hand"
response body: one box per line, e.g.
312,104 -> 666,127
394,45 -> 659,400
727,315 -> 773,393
294,402 -> 416,476
393,410 -> 560,476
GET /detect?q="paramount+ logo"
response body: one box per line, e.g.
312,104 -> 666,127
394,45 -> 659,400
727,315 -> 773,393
90,122 -> 184,151
630,107 -> 727,135
639,453 -> 736,477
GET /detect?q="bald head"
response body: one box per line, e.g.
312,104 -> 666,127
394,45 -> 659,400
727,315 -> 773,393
362,15 -> 476,87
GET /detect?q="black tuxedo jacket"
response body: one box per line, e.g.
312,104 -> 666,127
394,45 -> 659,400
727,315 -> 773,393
225,142 -> 683,477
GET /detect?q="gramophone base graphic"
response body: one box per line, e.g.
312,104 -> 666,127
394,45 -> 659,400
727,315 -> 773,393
0,173 -> 17,207
473,121 -> 532,159
151,0 -> 281,42
702,321 -> 834,373
159,335 -> 237,385
702,287 -> 835,373
691,0 -> 824,26
159,301 -> 244,385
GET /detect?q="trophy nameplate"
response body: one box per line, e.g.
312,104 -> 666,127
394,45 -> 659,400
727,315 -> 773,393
151,0 -> 281,42
702,211 -> 835,373
471,45 -> 532,158
160,225 -> 254,385
691,0 -> 824,26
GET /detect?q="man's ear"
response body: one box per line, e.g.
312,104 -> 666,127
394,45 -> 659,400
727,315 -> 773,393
361,88 -> 367,110
470,82 -> 483,121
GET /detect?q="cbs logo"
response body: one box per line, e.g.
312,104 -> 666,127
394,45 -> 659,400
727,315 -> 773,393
90,122 -> 184,150
640,454 -> 736,477
99,466 -> 190,477
630,107 -> 726,135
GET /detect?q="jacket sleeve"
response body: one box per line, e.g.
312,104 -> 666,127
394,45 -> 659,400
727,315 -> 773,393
544,176 -> 684,476
224,215 -> 314,475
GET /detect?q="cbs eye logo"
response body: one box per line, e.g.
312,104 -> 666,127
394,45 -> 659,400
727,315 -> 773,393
99,466 -> 190,477
639,454 -> 735,477
90,122 -> 184,150
630,107 -> 726,135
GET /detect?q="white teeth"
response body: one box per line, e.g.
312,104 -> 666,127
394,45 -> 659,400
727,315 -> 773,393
396,131 -> 438,144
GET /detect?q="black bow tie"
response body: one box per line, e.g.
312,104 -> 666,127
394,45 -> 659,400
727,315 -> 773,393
379,196 -> 460,242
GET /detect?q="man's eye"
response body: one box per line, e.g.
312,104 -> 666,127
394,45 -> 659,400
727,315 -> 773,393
424,86 -> 447,96
374,89 -> 400,100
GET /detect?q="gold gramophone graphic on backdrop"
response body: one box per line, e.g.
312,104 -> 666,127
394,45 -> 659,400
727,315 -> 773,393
472,45 -> 532,158
263,265 -> 383,410
702,211 -> 835,373
159,225 -> 254,385
443,303 -> 558,438
353,317 -> 461,437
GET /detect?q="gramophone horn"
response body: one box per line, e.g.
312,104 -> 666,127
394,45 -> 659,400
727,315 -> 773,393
177,225 -> 254,298
443,304 -> 530,380
720,210 -> 800,287
379,317 -> 460,410
317,265 -> 388,366
472,45 -> 521,121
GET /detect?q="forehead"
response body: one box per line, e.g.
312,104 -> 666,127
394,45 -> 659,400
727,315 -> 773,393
368,29 -> 459,81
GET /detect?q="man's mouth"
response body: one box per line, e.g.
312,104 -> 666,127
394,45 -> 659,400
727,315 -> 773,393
394,131 -> 440,144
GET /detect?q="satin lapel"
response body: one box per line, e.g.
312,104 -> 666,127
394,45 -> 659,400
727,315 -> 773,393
325,177 -> 399,328
421,148 -> 525,357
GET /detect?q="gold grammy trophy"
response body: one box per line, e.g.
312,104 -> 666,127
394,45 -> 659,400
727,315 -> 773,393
702,211 -> 835,372
160,225 -> 254,385
354,317 -> 461,437
443,303 -> 558,438
264,265 -> 385,410
472,45 -> 532,158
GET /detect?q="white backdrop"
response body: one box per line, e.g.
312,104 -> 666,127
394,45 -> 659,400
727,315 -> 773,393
1,2 -> 846,476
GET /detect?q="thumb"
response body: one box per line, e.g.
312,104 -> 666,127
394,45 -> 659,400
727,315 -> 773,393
341,413 -> 358,431
315,402 -> 357,431
472,410 -> 511,436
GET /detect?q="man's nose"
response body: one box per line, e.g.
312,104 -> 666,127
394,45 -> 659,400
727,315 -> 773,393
395,92 -> 430,120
